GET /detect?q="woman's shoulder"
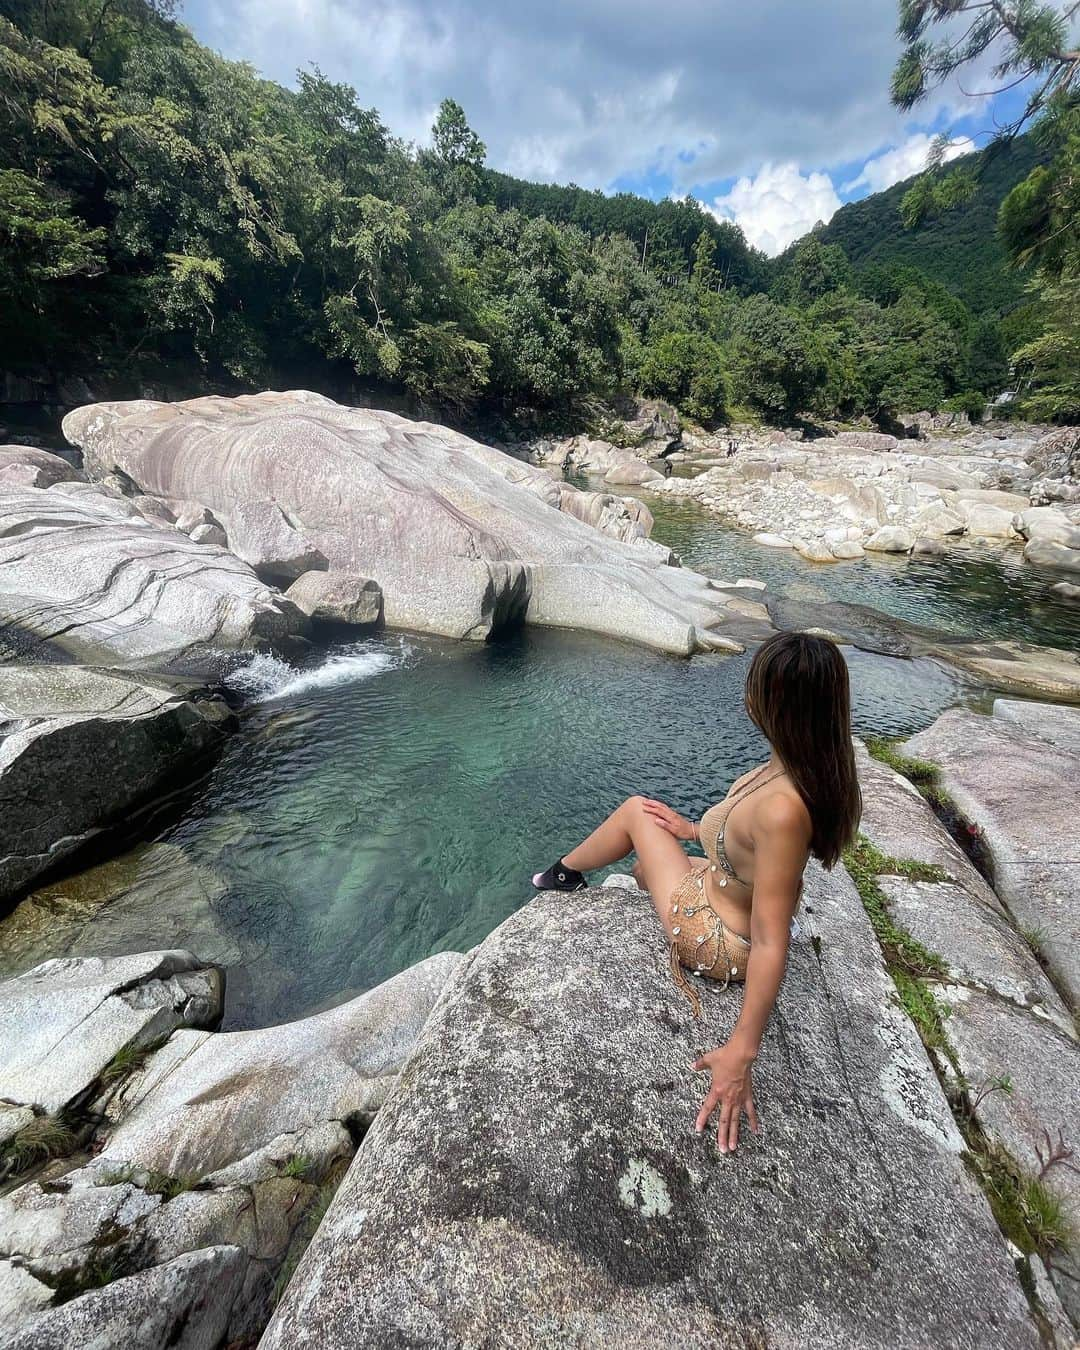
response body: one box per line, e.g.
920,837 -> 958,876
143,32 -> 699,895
751,785 -> 812,839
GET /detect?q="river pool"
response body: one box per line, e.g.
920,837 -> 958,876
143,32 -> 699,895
2,499 -> 1076,1028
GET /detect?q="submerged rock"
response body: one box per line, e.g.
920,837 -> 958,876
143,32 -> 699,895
0,665 -> 232,903
63,393 -> 752,656
263,883 -> 1037,1349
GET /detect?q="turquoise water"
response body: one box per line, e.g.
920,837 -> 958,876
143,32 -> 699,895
5,494 -> 1074,1028
640,494 -> 1080,650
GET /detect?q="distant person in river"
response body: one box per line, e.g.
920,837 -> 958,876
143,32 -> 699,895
531,632 -> 861,1153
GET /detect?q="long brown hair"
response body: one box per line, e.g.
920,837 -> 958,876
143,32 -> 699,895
744,632 -> 861,869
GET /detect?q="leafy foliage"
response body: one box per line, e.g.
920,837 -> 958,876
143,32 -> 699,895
0,0 -> 1058,424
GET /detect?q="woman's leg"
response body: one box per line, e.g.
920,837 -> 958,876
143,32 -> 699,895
563,796 -> 693,938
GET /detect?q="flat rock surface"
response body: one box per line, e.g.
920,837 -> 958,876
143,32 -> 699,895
98,951 -> 462,1176
0,665 -> 232,902
263,883 -> 1037,1349
0,482 -> 304,669
0,950 -> 222,1114
905,703 -> 1080,1006
63,393 -> 758,655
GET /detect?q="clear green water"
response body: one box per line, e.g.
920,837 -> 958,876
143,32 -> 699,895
4,494 -> 1075,1029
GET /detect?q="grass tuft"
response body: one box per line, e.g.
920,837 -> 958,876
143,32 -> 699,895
966,1144 -> 1076,1259
98,1037 -> 165,1088
843,836 -> 949,980
279,1153 -> 315,1181
0,1113 -> 77,1180
865,736 -> 942,789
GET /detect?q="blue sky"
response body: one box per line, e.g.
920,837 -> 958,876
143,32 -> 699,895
180,0 -> 1030,255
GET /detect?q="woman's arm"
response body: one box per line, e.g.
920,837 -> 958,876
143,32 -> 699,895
694,794 -> 810,1152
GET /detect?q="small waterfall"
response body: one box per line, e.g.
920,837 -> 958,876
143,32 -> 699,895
225,641 -> 406,703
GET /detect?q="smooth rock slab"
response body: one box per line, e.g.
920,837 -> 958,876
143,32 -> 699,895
0,950 -> 222,1115
0,665 -> 232,902
63,393 -> 753,656
906,704 -> 1080,1006
97,952 -> 462,1177
263,883 -> 1037,1349
0,483 -> 304,669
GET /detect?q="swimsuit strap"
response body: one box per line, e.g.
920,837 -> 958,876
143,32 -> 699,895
714,767 -> 786,885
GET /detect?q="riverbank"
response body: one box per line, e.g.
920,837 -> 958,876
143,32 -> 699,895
3,703 -> 1077,1348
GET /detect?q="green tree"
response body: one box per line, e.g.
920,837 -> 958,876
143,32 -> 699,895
728,296 -> 826,421
637,330 -> 729,423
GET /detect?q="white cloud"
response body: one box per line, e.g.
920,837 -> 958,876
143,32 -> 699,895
707,163 -> 842,257
845,133 -> 972,195
183,0 -> 988,193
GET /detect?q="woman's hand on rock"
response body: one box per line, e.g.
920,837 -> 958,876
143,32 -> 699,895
693,1043 -> 760,1153
641,798 -> 695,841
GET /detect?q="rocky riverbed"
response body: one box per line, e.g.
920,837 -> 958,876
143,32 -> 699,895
524,421 -> 1080,588
2,704 -> 1077,1348
1,394 -> 1079,1346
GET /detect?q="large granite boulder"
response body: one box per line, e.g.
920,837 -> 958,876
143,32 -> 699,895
263,883 -> 1038,1349
0,950 -> 222,1115
0,483 -> 305,669
905,701 -> 1080,1007
222,499 -> 327,582
94,951 -> 462,1177
0,447 -> 84,490
0,665 -> 232,903
62,394 -> 752,655
285,571 -> 382,627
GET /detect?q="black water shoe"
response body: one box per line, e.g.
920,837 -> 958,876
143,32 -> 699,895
532,860 -> 587,892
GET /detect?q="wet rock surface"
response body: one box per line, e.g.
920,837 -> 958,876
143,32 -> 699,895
263,883 -> 1038,1350
0,665 -> 232,903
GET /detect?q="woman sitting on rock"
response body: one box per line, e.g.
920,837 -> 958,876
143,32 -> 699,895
532,631 -> 861,1152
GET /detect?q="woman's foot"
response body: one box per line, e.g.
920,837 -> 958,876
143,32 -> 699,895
531,859 -> 587,892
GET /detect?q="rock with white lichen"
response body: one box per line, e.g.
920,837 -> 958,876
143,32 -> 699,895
262,880 -> 1040,1349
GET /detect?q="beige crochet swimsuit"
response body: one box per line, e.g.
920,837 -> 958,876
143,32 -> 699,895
667,765 -> 785,1016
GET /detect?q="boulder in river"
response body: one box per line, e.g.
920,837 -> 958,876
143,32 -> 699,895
62,393 -> 750,656
0,483 -> 306,670
603,459 -> 664,486
1024,538 -> 1080,573
263,881 -> 1039,1349
0,665 -> 233,903
285,570 -> 382,627
864,524 -> 915,553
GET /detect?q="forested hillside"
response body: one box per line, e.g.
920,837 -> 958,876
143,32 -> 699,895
811,138 -> 1046,315
0,0 -> 1069,426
